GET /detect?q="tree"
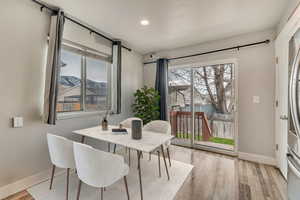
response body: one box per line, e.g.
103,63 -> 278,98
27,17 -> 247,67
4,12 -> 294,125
169,64 -> 234,114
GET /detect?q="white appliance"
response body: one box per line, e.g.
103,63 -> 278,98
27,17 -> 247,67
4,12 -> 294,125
288,29 -> 300,200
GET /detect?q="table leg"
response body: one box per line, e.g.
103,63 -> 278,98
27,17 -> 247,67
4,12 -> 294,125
160,145 -> 170,180
80,136 -> 85,144
66,168 -> 70,200
128,148 -> 131,167
137,151 -> 143,200
136,150 -> 140,170
108,143 -> 111,152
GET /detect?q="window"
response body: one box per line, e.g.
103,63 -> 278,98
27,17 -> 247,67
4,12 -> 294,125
85,57 -> 109,111
57,43 -> 111,113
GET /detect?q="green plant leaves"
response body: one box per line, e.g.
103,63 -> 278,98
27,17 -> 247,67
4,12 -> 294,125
132,86 -> 160,124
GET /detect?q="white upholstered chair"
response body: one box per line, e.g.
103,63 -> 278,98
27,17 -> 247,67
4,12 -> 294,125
120,117 -> 143,128
47,133 -> 76,200
143,120 -> 172,177
111,117 -> 143,165
109,117 -> 142,154
73,142 -> 130,200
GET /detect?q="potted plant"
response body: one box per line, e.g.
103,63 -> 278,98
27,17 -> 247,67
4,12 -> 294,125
132,86 -> 160,124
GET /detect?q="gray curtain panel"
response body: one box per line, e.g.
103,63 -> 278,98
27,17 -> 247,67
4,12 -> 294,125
43,10 -> 65,125
112,41 -> 122,114
155,58 -> 168,120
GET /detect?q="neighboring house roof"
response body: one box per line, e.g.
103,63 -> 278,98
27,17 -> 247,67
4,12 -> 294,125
58,76 -> 107,101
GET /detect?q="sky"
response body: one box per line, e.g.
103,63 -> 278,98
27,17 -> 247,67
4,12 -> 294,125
61,49 -> 108,82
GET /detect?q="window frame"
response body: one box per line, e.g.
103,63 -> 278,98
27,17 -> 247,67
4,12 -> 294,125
57,41 -> 112,119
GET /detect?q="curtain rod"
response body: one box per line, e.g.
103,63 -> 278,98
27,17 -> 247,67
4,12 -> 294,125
31,0 -> 132,52
144,39 -> 270,65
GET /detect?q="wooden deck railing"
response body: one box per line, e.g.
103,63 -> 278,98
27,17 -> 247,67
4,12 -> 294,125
169,111 -> 212,141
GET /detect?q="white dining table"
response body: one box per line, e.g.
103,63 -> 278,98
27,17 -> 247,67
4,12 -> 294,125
72,125 -> 174,200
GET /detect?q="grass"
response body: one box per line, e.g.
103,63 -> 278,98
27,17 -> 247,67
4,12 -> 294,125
176,133 -> 235,146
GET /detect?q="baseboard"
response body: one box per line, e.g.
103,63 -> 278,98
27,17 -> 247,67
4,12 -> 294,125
0,167 -> 64,199
238,152 -> 277,166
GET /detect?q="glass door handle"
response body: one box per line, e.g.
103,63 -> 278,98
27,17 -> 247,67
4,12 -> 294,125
280,115 -> 288,120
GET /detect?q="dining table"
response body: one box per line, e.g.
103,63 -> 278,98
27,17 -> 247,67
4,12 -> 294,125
73,125 -> 174,200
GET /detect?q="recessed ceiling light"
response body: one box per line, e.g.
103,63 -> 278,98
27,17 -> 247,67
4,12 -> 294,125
140,20 -> 150,26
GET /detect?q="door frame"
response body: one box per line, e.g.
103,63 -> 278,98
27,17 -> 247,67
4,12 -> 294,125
275,7 -> 300,178
168,58 -> 239,156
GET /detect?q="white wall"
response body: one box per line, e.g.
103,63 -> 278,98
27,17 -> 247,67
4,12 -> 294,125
143,29 -> 276,158
0,0 -> 143,190
278,0 -> 300,33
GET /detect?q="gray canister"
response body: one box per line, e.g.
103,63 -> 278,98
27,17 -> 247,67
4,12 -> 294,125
131,120 -> 142,140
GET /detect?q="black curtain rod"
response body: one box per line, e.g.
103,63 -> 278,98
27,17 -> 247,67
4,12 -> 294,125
144,39 -> 270,65
32,0 -> 132,52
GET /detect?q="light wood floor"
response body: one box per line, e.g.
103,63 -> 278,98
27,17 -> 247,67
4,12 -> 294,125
3,145 -> 286,200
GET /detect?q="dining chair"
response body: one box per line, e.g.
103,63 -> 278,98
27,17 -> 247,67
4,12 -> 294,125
73,142 -> 130,200
47,133 -> 76,200
143,120 -> 172,177
120,117 -> 143,128
110,117 -> 143,166
109,117 -> 142,154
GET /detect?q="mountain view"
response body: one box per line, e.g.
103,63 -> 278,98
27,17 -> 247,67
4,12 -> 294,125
60,75 -> 107,96
57,76 -> 108,112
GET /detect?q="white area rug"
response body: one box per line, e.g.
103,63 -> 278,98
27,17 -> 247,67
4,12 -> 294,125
28,152 -> 193,200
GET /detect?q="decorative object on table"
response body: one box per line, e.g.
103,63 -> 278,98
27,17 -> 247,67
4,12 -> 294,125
131,120 -> 142,140
132,86 -> 160,124
112,128 -> 128,135
101,110 -> 109,131
119,123 -> 123,129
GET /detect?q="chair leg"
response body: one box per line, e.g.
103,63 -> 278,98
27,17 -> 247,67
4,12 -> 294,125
161,145 -> 170,180
108,143 -> 111,152
148,152 -> 151,161
113,144 -> 117,154
124,176 -> 130,200
49,165 -> 56,190
100,187 -> 104,200
66,168 -> 70,200
167,147 -> 171,167
76,180 -> 82,200
157,151 -> 161,177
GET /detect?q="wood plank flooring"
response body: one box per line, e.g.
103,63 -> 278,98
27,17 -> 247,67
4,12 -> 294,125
3,191 -> 33,200
3,145 -> 286,200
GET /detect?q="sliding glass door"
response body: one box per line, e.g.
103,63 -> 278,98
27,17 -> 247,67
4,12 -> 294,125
169,67 -> 193,147
168,61 -> 237,153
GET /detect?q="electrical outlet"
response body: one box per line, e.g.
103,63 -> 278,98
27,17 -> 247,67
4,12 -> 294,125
253,96 -> 260,104
12,117 -> 23,128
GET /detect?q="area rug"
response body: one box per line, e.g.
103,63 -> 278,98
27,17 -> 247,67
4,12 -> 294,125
28,152 -> 193,200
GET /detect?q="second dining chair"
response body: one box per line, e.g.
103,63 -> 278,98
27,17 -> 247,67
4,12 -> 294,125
143,120 -> 172,177
120,117 -> 143,128
109,117 -> 142,154
47,133 -> 76,200
110,117 -> 143,166
73,142 -> 130,200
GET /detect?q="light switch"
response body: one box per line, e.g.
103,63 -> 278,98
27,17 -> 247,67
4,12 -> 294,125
253,96 -> 260,104
12,117 -> 23,128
